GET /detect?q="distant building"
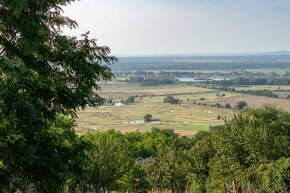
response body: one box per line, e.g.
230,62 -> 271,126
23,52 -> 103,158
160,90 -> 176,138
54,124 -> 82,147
87,128 -> 99,133
114,102 -> 124,107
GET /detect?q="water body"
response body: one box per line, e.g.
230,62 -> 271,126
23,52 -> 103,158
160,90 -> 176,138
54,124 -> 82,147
130,120 -> 145,124
177,76 -> 227,82
130,120 -> 161,124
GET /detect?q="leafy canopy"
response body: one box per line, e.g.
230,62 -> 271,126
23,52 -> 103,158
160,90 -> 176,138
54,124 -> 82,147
0,0 -> 116,191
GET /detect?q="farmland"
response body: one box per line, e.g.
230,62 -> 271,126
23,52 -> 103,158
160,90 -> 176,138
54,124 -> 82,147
76,83 -> 290,135
97,84 -> 213,98
77,84 -> 234,135
199,94 -> 290,111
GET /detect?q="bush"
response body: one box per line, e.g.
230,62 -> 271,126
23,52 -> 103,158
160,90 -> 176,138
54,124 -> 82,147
224,103 -> 232,109
257,158 -> 290,192
163,95 -> 180,105
124,96 -> 135,104
215,103 -> 221,108
235,101 -> 248,110
144,114 -> 153,122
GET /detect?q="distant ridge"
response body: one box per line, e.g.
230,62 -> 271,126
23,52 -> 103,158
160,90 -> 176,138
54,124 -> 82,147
254,51 -> 290,56
116,51 -> 290,57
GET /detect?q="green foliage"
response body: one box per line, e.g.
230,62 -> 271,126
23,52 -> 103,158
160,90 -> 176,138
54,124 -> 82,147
106,98 -> 113,104
256,158 -> 290,192
0,0 -> 115,191
224,103 -> 232,109
83,130 -> 132,192
144,129 -> 192,192
190,134 -> 216,193
163,95 -> 181,105
124,96 -> 135,104
212,105 -> 290,187
144,114 -> 153,122
235,100 -> 248,110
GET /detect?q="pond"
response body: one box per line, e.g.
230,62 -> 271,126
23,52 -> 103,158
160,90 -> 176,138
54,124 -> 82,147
177,76 -> 227,82
130,120 -> 145,124
130,120 -> 161,124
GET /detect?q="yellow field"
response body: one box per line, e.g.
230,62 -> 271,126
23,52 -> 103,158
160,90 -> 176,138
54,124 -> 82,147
97,84 -> 213,99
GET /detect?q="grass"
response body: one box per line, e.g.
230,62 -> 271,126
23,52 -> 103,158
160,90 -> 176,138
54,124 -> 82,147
97,84 -> 213,99
77,85 -> 234,136
234,85 -> 290,91
77,83 -> 290,136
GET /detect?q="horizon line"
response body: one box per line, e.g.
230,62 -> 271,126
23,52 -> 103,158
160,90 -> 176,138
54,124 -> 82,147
115,50 -> 290,57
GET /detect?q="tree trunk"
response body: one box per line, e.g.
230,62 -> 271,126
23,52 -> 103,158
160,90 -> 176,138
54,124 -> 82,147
103,186 -> 106,193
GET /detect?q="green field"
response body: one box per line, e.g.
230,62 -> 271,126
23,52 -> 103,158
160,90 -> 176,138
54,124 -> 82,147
76,83 -> 290,135
77,84 -> 235,135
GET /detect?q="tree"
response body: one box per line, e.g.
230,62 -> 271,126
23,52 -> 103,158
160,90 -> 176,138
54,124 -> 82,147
0,0 -> 115,191
106,98 -> 113,104
146,129 -> 192,193
84,130 -> 132,192
190,134 -> 216,193
212,106 -> 290,187
224,103 -> 232,109
256,158 -> 290,192
235,101 -> 248,110
163,95 -> 180,105
124,96 -> 135,104
144,114 -> 153,122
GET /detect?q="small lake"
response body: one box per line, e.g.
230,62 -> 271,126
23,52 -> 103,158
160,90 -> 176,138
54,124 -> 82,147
130,120 -> 161,124
130,120 -> 145,124
177,77 -> 227,82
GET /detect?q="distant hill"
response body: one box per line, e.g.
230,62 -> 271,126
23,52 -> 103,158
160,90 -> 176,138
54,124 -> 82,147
111,52 -> 290,71
254,51 -> 290,56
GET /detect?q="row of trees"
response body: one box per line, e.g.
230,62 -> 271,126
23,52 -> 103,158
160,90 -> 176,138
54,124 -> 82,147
210,76 -> 290,86
112,57 -> 290,71
127,77 -> 177,86
201,85 -> 280,98
194,101 -> 247,110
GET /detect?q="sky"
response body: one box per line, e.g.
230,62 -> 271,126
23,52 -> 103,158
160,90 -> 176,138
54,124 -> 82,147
63,0 -> 290,56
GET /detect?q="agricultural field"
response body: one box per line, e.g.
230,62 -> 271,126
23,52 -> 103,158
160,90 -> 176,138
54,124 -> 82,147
77,83 -> 290,136
233,85 -> 290,98
77,84 -> 235,135
200,94 -> 290,111
234,85 -> 290,91
97,84 -> 214,99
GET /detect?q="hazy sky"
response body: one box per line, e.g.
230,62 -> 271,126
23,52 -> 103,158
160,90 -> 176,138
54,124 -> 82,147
63,0 -> 290,55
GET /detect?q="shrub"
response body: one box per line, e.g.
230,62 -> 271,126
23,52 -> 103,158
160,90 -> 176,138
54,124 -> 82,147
235,101 -> 248,110
224,103 -> 232,109
144,114 -> 153,122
